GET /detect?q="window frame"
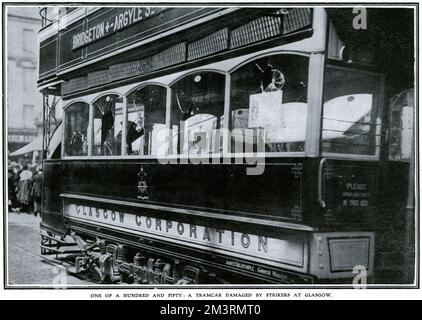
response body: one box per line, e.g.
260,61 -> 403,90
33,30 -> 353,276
22,104 -> 35,128
23,28 -> 35,53
168,69 -> 227,158
22,67 -> 32,92
227,51 -> 312,158
387,88 -> 415,163
62,100 -> 90,158
124,83 -> 169,157
321,63 -> 385,161
61,51 -> 328,160
90,92 -> 124,157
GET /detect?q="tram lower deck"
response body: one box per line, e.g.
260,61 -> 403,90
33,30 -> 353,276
40,157 -> 390,284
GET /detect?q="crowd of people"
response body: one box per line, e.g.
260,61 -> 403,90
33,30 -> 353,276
8,161 -> 43,216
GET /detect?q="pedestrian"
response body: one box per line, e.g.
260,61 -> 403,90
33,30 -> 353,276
30,163 -> 38,175
16,164 -> 33,213
31,166 -> 43,217
8,168 -> 18,212
10,164 -> 21,212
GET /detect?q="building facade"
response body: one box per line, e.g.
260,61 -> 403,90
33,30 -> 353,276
7,7 -> 43,158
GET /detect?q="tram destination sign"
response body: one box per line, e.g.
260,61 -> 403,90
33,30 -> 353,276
72,7 -> 164,50
54,7 -> 220,72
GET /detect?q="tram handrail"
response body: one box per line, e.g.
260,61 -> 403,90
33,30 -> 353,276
318,158 -> 327,208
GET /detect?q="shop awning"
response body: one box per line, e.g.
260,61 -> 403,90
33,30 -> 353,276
9,135 -> 43,157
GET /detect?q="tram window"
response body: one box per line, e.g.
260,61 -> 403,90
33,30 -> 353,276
171,72 -> 225,156
126,86 -> 166,156
64,102 -> 89,156
93,94 -> 123,156
230,54 -> 309,153
388,88 -> 414,161
322,66 -> 381,156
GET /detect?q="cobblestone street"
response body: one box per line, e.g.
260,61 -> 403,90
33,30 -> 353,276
7,212 -> 91,287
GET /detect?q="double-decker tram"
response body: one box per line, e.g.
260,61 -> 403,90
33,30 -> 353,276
37,7 -> 415,284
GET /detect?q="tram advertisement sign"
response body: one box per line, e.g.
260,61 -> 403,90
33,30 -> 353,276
72,7 -> 164,50
64,202 -> 308,272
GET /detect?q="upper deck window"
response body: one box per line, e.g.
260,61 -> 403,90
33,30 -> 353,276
388,88 -> 414,161
93,94 -> 123,156
64,102 -> 89,156
322,66 -> 382,156
170,72 -> 225,156
230,54 -> 309,153
126,86 -> 167,156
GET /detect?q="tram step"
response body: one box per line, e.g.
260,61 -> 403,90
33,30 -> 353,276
40,233 -> 68,244
41,245 -> 62,253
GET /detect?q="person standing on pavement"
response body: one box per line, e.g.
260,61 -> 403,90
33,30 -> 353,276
16,164 -> 33,213
31,166 -> 43,217
9,164 -> 21,212
8,168 -> 18,212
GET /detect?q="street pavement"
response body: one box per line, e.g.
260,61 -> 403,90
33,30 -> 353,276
7,211 -> 91,286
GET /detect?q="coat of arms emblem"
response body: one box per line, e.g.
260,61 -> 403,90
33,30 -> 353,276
137,166 -> 149,200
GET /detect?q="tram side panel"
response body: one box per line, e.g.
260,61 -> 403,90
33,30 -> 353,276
308,159 -> 379,282
376,161 -> 413,284
56,158 -> 316,283
40,158 -> 379,283
317,159 -> 380,230
60,159 -> 307,223
41,161 -> 66,235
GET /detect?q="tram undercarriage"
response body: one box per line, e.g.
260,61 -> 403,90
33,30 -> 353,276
41,231 -> 257,284
40,222 -> 376,285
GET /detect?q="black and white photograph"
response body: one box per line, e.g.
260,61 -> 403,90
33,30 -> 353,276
1,1 -> 419,300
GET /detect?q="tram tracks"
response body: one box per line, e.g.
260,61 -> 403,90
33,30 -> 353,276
7,216 -> 93,285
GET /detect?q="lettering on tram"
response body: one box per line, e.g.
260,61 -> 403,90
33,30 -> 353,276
64,202 -> 307,273
72,7 -> 163,50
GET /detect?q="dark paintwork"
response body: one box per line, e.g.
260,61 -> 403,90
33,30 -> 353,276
42,8 -> 223,77
39,8 -> 313,84
41,161 -> 66,235
41,156 -> 395,282
374,161 -> 412,283
41,157 -> 389,233
61,159 -> 305,222
320,159 -> 380,230
39,36 -> 58,79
